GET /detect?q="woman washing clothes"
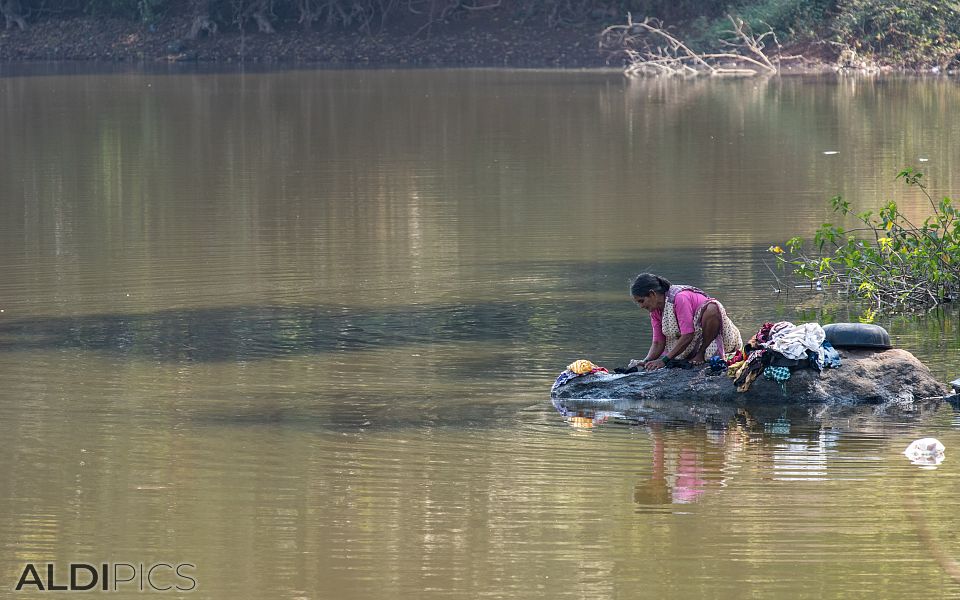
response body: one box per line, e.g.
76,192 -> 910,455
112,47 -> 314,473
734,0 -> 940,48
628,273 -> 743,371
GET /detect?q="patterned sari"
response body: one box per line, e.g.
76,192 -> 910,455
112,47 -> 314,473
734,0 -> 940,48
660,285 -> 743,360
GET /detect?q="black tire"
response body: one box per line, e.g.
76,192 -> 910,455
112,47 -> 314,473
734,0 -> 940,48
823,323 -> 892,349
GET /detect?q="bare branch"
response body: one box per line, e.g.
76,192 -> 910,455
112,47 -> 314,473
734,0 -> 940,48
601,12 -> 799,77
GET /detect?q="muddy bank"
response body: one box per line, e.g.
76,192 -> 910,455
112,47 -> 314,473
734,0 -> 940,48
0,14 -> 611,67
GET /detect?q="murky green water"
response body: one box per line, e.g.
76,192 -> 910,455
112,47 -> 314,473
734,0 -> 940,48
1,66 -> 959,598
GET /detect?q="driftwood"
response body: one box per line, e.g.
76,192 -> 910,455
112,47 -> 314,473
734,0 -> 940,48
600,13 -> 802,77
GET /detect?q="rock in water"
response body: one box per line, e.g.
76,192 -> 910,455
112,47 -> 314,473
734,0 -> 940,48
551,348 -> 948,405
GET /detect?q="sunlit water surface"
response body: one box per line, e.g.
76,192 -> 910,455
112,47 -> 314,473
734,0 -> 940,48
1,66 -> 960,598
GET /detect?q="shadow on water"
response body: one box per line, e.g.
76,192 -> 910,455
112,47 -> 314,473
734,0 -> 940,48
0,301 -> 590,362
0,253 -> 756,364
184,387 -> 960,437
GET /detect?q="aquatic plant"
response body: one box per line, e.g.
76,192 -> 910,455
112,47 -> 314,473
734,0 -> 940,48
777,170 -> 960,312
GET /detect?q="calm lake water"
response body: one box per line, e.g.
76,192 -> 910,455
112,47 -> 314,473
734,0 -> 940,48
1,66 -> 960,598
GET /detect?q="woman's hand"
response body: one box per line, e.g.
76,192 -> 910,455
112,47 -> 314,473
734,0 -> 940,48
644,358 -> 666,371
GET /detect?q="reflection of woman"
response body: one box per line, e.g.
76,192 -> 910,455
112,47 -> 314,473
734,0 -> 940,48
629,273 -> 742,370
633,426 -> 671,505
634,422 -> 747,507
633,425 -> 709,505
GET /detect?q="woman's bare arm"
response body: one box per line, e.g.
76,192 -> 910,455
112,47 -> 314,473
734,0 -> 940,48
629,340 -> 665,369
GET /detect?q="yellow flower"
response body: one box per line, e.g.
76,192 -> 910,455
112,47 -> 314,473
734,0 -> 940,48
767,245 -> 784,254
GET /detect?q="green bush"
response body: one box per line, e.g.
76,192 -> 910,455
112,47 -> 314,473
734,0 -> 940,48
621,0 -> 727,25
686,0 -> 833,51
610,0 -> 960,68
831,0 -> 960,67
777,170 -> 960,312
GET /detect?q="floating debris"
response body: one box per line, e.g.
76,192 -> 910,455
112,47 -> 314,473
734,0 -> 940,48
822,151 -> 839,155
903,437 -> 945,466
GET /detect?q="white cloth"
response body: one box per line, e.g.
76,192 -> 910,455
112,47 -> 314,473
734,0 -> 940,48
761,322 -> 825,361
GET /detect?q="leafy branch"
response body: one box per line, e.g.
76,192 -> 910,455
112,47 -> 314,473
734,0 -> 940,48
774,170 -> 960,312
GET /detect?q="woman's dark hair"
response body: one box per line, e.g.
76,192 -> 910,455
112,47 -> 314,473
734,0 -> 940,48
631,273 -> 671,298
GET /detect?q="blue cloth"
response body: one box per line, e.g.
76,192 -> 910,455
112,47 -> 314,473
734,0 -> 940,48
708,355 -> 727,372
821,341 -> 841,368
552,370 -> 579,392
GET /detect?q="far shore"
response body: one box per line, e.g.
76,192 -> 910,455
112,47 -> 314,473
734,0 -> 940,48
0,15 -> 610,67
2,14 -> 952,76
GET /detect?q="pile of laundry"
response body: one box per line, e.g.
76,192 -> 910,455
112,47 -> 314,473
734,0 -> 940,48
725,321 -> 841,393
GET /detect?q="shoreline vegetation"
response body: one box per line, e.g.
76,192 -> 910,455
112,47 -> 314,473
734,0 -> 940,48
1,1 -> 959,72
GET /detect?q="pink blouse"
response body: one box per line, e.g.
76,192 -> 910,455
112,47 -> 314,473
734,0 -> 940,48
650,289 -> 710,342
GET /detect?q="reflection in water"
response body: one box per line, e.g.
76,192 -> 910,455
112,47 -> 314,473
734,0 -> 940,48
554,394 -> 959,524
770,429 -> 837,481
632,424 -> 744,507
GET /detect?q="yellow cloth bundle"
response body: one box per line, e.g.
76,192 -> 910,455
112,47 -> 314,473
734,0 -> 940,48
567,359 -> 601,375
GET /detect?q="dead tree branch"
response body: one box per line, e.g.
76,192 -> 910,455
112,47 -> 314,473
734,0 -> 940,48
720,15 -> 779,73
601,13 -> 803,77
